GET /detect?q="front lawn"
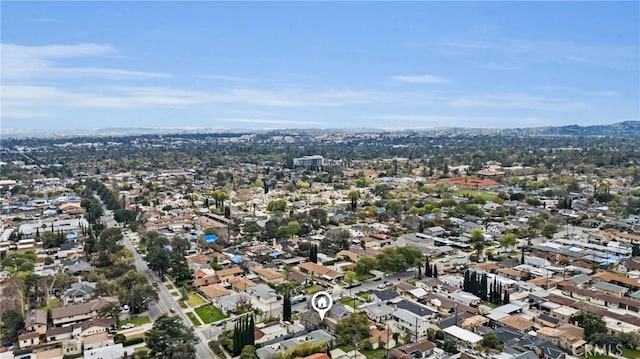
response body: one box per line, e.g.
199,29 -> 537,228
356,273 -> 374,281
335,346 -> 385,359
305,285 -> 323,294
362,348 -> 387,359
120,315 -> 151,327
623,348 -> 640,359
340,297 -> 363,309
186,312 -> 202,326
194,305 -> 227,324
187,293 -> 207,307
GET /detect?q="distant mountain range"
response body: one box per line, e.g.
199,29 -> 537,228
522,121 -> 640,138
3,121 -> 639,139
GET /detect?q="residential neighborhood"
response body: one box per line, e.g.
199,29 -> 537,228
1,131 -> 640,359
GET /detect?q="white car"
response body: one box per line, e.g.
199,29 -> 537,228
441,258 -> 450,263
120,323 -> 134,329
457,253 -> 466,258
378,283 -> 386,289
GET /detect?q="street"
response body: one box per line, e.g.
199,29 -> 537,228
101,211 -> 215,359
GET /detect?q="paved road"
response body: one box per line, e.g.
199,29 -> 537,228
100,212 -> 215,359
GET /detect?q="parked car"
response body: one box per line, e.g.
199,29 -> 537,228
377,283 -> 386,289
121,323 -> 134,329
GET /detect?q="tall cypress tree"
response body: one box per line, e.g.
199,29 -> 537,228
433,265 -> 438,278
503,290 -> 510,304
463,270 -> 470,292
283,293 -> 292,322
480,273 -> 488,301
249,314 -> 255,346
233,321 -> 240,356
425,257 -> 430,277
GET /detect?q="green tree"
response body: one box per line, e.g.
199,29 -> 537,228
334,312 -> 370,346
118,271 -> 158,314
542,224 -> 559,238
240,345 -> 258,359
499,233 -> 517,252
347,190 -> 360,211
355,257 -> 378,276
1,310 -> 24,343
397,246 -> 424,268
574,312 -> 607,342
385,199 -> 403,218
344,270 -> 358,296
267,199 -> 287,213
376,247 -> 408,273
283,293 -> 292,322
443,339 -> 458,354
146,315 -> 197,358
479,332 -> 503,352
97,301 -> 122,324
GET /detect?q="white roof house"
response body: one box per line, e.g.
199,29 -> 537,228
443,325 -> 483,346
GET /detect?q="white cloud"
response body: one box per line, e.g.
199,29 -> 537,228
438,38 -> 639,69
448,94 -> 585,111
390,74 -> 448,84
217,118 -> 320,126
1,43 -> 170,80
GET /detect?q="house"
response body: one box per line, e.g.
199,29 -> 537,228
499,315 -> 535,332
229,276 -> 256,292
298,262 -> 342,281
388,339 -> 436,359
249,284 -> 279,304
536,324 -> 585,353
216,293 -> 252,314
63,282 -> 97,305
255,323 -> 288,344
82,332 -> 114,351
199,284 -> 231,300
83,343 -> 134,359
215,267 -> 244,283
250,266 -> 285,284
287,270 -> 309,285
295,354 -> 330,359
392,309 -> 430,341
51,297 -> 118,327
362,302 -> 395,323
442,325 -> 482,347
18,331 -> 40,349
24,309 -> 48,335
425,226 -> 446,236
369,327 -> 396,350
371,289 -> 399,303
36,346 -> 64,359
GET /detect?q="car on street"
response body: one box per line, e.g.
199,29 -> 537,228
377,283 -> 386,289
169,308 -> 176,313
121,323 -> 134,329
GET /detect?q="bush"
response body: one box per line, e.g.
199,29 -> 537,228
208,340 -> 227,358
123,337 -> 145,346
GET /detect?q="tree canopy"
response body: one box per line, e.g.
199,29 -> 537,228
146,314 -> 197,358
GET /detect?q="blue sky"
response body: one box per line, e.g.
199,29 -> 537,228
1,1 -> 638,130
